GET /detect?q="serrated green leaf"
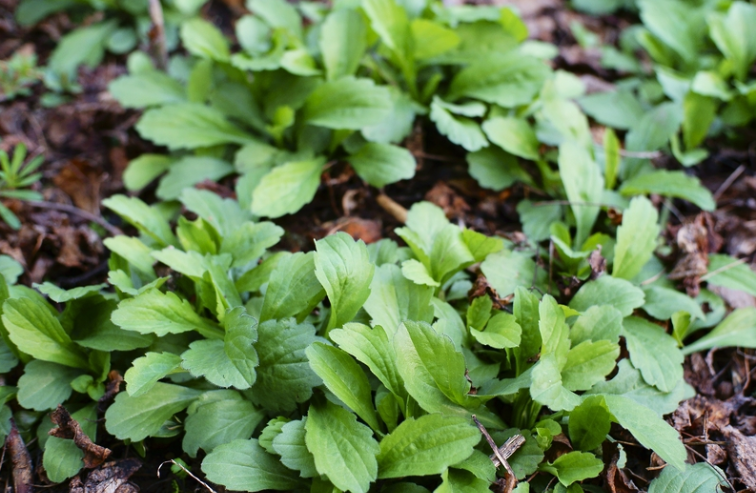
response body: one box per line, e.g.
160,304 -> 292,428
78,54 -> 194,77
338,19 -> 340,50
272,418 -> 318,478
561,340 -> 619,391
102,195 -> 177,248
378,414 -> 479,478
182,339 -> 253,389
568,396 -> 612,451
402,259 -> 439,287
302,77 -> 392,129
647,462 -> 727,492
539,451 -> 604,486
613,196 -> 660,280
181,18 -> 230,62
706,254 -> 756,296
481,249 -> 546,298
223,306 -> 259,388
202,438 -> 304,492
363,264 -> 435,335
569,305 -> 622,346
435,468 -> 490,493
260,252 -> 325,322
34,282 -> 105,303
105,382 -> 201,441
429,97 -> 488,152
305,400 -> 380,493
17,360 -> 81,411
251,158 -> 326,218
683,307 -> 756,355
620,170 -> 715,211
156,157 -> 234,201
306,343 -> 380,431
348,143 -> 416,188
482,117 -> 539,160
183,397 -> 264,457
320,9 -> 366,80
622,316 -> 683,393
558,140 -> 604,247
103,236 -> 156,275
181,188 -> 251,238
109,72 -> 185,109
124,352 -> 182,397
530,355 -> 581,412
471,312 -> 521,349
569,276 -> 645,317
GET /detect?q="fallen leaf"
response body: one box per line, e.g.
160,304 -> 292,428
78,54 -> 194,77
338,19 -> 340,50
49,405 -> 111,468
723,425 -> 756,490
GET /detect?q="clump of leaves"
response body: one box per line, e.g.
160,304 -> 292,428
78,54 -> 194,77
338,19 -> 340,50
0,50 -> 42,102
0,144 -> 44,229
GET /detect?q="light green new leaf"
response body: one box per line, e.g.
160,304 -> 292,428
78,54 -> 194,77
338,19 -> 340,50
17,360 -> 82,411
569,305 -> 622,346
620,170 -> 715,211
683,308 -> 756,355
315,232 -> 375,332
223,307 -> 259,388
202,439 -> 304,492
3,297 -> 89,369
449,51 -> 551,107
112,289 -> 221,339
272,419 -> 318,478
601,394 -> 686,470
613,196 -> 660,280
471,312 -> 521,349
221,221 -> 283,268
578,90 -> 645,130
622,317 -> 683,392
467,147 -> 531,192
302,77 -> 392,129
561,340 -> 619,391
181,18 -> 230,62
411,19 -> 460,60
378,414 -> 480,478
482,117 -> 539,160
362,0 -> 412,62
156,157 -> 234,201
568,396 -> 612,452
124,352 -> 182,397
251,158 -> 326,218
643,286 -> 705,321
182,339 -> 252,389
558,140 -> 604,247
402,259 -> 439,287
706,254 -> 756,297
604,128 -> 620,190
136,103 -> 253,151
708,2 -> 756,81
348,143 -> 416,188
481,249 -> 546,298
637,0 -> 705,62
569,275 -> 645,317
184,397 -> 263,457
363,264 -> 435,336
539,451 -> 604,486
103,195 -> 176,248
105,382 -> 201,441
320,9 -> 366,80
34,282 -> 105,303
248,0 -> 302,38
429,97 -> 488,152
530,355 -> 581,412
109,72 -> 185,109
260,252 -> 325,322
306,343 -> 380,431
305,400 -> 380,493
249,319 -> 321,413
539,295 -> 570,365
648,462 -> 727,492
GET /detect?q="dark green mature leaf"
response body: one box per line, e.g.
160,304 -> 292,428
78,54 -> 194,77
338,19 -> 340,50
105,383 -> 201,441
223,307 -> 259,388
156,157 -> 235,200
320,9 -> 366,80
569,276 -> 645,317
182,339 -> 253,389
222,222 -> 283,269
44,437 -> 84,483
109,72 -> 185,109
363,264 -> 435,335
569,305 -> 622,346
302,77 -> 392,129
348,143 -> 416,188
647,462 -> 727,492
561,340 -> 619,391
305,400 -> 380,493
643,286 -> 705,321
124,352 -> 182,397
306,343 -> 380,431
435,469 -> 490,493
569,396 -> 612,451
539,451 -> 604,486
136,103 -> 253,151
467,147 -> 531,192
558,140 -> 604,247
620,170 -> 715,211
430,97 -> 488,152
3,297 -> 89,369
706,254 -> 756,296
613,196 -> 660,280
683,308 -> 756,355
622,317 -> 683,392
578,90 -> 645,130
272,418 -> 318,477
260,252 -> 325,322
16,360 -> 82,411
181,188 -> 251,238
251,158 -> 326,218
531,355 -> 581,412
377,414 -> 480,478
449,51 -> 550,107
184,395 -> 264,457
709,2 -> 756,81
315,233 -> 375,332
202,439 -> 304,492
248,319 -> 321,412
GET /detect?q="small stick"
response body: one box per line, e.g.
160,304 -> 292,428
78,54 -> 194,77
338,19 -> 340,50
158,460 -> 217,493
699,257 -> 748,282
472,415 -> 524,492
713,164 -> 745,201
27,201 -> 123,236
376,193 -> 408,224
148,0 -> 168,70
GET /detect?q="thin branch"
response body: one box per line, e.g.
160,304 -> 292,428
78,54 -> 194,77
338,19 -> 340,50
700,257 -> 748,282
713,164 -> 745,201
531,200 -> 618,209
26,201 -> 122,236
148,0 -> 168,70
376,193 -> 408,224
158,460 -> 217,493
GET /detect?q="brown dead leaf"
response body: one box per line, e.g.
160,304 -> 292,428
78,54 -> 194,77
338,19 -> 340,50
98,370 -> 123,413
324,217 -> 382,244
70,459 -> 142,493
425,181 -> 471,218
50,405 -> 111,468
669,214 -> 721,296
589,246 -> 606,280
707,444 -> 728,465
53,159 -> 103,214
710,285 -> 756,309
6,419 -> 33,493
603,442 -> 641,493
723,425 -> 756,490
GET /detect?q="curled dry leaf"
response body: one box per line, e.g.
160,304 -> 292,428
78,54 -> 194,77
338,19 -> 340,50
69,459 -> 142,493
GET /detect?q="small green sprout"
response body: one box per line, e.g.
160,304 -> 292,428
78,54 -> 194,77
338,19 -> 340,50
0,143 -> 44,229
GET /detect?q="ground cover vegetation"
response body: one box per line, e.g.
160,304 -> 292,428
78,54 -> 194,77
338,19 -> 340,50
1,0 -> 756,492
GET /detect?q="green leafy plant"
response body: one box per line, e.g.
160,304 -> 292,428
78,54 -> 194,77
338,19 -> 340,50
0,50 -> 42,102
0,144 -> 44,229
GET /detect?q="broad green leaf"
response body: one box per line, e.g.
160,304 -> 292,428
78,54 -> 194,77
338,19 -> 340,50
402,259 -> 439,287
435,469 -> 490,493
683,308 -> 756,355
682,92 -> 716,150
482,117 -> 539,160
539,295 -> 570,365
569,305 -> 622,345
0,255 -> 22,284
259,418 -> 290,454
248,0 -> 302,39
70,298 -> 155,352
272,418 -> 318,477
302,77 -> 392,129
248,319 -> 321,413
362,87 -> 416,144
429,97 -> 488,152
539,98 -> 592,150
569,276 -> 645,317
105,382 -> 201,441
320,9 -> 366,80
558,140 -> 604,247
109,72 -> 185,109
112,289 -> 221,339
362,0 -> 412,63
531,355 -> 581,412
638,0 -> 705,62
3,297 -> 89,369
306,343 -> 380,431
643,286 -> 705,321
181,188 -> 251,238
466,296 -> 492,332
331,323 -> 405,399
561,340 -> 619,391
124,352 -> 182,397
622,317 -> 683,392
452,450 -> 497,483
613,196 -> 660,280
568,396 -> 612,451
48,21 -> 117,77
156,157 -> 234,201
251,158 -> 326,218
620,170 -> 715,211
517,200 -> 563,243
471,312 -> 521,349
709,2 -> 756,81
514,286 -> 542,366
348,143 -> 416,188
181,18 -> 230,62
260,252 -> 325,322
462,229 -> 504,263
648,462 -> 727,492
378,414 -> 480,478
17,360 -> 81,411
202,439 -> 304,492
315,233 -> 375,332
623,103 -> 683,178
44,437 -> 84,483
103,237 -> 156,276
449,51 -> 550,107
481,249 -> 546,298
601,394 -> 686,470
221,221 -> 283,268
136,103 -> 252,151
184,397 -> 264,457
706,254 -> 756,296
412,18 -> 459,60
604,128 -> 620,190
539,451 -> 604,486
182,339 -> 252,389
578,90 -> 644,130
305,400 -> 380,493
223,307 -> 259,388
34,283 -> 105,303
363,264 -> 435,335
467,147 -> 531,192
102,195 -> 177,248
